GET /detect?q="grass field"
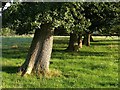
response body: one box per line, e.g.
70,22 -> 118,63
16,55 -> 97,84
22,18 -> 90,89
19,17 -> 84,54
1,36 -> 119,88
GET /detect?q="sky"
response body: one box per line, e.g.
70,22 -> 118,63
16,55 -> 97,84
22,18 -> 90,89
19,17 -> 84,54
0,2 -> 11,17
0,8 -> 1,17
3,2 -> 11,11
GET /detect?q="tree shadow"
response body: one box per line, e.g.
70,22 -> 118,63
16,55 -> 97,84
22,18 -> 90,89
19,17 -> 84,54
53,39 -> 68,45
51,49 -> 109,60
2,47 -> 28,59
98,39 -> 119,42
78,51 -> 109,56
91,39 -> 119,46
2,66 -> 19,74
91,43 -> 118,46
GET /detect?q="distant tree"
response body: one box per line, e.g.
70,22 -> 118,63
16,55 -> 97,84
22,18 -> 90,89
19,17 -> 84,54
82,2 -> 120,46
63,2 -> 91,51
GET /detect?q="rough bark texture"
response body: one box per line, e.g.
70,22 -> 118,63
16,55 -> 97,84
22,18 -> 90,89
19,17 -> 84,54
18,23 -> 53,76
66,33 -> 78,52
83,33 -> 91,46
78,34 -> 82,48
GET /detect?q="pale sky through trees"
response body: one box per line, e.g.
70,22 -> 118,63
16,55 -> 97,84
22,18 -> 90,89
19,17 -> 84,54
3,2 -> 11,11
0,8 -> 1,16
0,2 -> 11,16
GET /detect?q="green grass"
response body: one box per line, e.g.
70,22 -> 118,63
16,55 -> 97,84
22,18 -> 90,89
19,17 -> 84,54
1,36 -> 119,88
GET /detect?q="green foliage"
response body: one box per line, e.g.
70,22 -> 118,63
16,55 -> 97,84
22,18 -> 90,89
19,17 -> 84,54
2,2 -> 91,35
111,25 -> 120,35
2,2 -> 120,35
2,36 -> 119,88
83,2 -> 120,35
61,2 -> 91,34
2,2 -> 67,33
1,28 -> 15,36
54,26 -> 69,36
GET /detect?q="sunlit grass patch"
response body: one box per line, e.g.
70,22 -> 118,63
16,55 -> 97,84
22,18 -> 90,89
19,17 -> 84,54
2,36 -> 119,88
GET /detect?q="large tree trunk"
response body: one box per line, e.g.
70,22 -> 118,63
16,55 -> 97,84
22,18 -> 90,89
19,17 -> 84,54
78,34 -> 82,48
18,23 -> 53,76
83,33 -> 91,46
66,33 -> 78,52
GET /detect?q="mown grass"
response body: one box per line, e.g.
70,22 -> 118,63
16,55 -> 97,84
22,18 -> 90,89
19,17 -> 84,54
1,36 -> 119,88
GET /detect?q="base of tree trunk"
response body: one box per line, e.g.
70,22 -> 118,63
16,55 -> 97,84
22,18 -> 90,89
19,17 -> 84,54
66,33 -> 79,52
18,23 -> 54,76
83,33 -> 91,46
65,45 -> 79,52
78,34 -> 82,48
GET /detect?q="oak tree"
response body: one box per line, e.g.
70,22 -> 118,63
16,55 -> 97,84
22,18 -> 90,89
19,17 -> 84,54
3,2 -> 65,76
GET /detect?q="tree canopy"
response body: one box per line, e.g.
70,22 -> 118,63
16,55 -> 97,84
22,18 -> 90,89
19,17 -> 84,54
2,2 -> 91,35
83,2 -> 120,35
2,1 -> 120,76
2,2 -> 64,34
2,2 -> 120,35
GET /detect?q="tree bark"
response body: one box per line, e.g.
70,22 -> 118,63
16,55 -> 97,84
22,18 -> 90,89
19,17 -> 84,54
18,23 -> 54,76
78,34 -> 82,48
83,33 -> 91,46
66,33 -> 78,52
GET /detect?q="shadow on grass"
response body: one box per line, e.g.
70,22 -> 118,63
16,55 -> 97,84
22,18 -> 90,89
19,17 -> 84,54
97,39 -> 119,42
91,42 -> 119,46
2,37 -> 117,60
52,49 -> 109,60
79,51 -> 109,56
91,39 -> 119,45
2,47 -> 28,59
53,39 -> 68,45
2,66 -> 19,74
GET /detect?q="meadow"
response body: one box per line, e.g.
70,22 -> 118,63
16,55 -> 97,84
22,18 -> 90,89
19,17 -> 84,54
1,36 -> 119,88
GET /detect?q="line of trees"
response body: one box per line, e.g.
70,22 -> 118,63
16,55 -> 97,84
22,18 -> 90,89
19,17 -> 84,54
2,2 -> 120,76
